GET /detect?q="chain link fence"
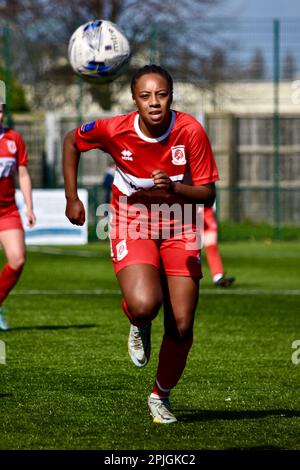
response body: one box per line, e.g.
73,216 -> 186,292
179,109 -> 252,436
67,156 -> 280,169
1,17 -> 300,240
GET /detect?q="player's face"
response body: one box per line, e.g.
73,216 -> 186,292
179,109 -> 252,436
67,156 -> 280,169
0,105 -> 4,127
133,73 -> 172,138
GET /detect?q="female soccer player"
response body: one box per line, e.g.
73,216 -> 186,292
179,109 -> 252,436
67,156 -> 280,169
0,103 -> 36,330
63,65 -> 219,424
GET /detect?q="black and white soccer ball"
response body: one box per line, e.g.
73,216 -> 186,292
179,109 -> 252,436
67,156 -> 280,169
68,20 -> 131,83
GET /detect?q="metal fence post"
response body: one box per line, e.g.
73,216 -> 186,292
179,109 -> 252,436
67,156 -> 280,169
149,23 -> 159,64
3,20 -> 14,128
76,76 -> 83,187
273,18 -> 281,240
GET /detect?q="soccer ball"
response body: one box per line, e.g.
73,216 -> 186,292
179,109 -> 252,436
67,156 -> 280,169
68,19 -> 131,83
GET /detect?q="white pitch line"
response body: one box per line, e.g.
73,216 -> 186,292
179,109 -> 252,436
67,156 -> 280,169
12,289 -> 300,296
27,247 -> 100,258
201,289 -> 300,296
26,247 -> 300,259
12,289 -> 120,295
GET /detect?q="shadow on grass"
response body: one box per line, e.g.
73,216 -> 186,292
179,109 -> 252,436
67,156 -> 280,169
4,324 -> 98,332
177,409 -> 300,422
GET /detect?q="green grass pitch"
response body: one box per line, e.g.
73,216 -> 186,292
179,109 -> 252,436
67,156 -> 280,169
0,241 -> 299,450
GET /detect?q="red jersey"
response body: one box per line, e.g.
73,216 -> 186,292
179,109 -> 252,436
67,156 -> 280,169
0,128 -> 27,214
76,110 -> 219,238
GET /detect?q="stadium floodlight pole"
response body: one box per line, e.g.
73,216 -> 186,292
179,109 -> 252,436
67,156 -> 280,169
3,19 -> 14,128
273,18 -> 281,240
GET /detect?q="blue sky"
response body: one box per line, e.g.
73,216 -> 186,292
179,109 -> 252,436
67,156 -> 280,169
221,0 -> 300,18
201,0 -> 300,78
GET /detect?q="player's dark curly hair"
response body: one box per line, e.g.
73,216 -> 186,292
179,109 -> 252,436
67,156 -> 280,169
130,64 -> 173,96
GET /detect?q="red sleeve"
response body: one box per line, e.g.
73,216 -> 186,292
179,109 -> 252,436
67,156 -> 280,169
188,123 -> 219,186
75,119 -> 111,153
15,132 -> 28,167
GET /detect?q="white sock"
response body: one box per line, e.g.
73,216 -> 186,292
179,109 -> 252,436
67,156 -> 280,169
213,273 -> 224,283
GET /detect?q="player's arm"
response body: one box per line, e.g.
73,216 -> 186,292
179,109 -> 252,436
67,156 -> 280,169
63,129 -> 85,226
152,170 -> 215,207
18,165 -> 36,227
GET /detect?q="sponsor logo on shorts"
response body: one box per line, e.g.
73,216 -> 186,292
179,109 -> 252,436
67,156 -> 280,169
171,145 -> 186,165
116,240 -> 128,261
80,121 -> 95,133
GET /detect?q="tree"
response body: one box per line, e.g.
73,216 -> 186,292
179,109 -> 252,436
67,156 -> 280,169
282,50 -> 297,80
199,47 -> 228,111
201,47 -> 228,84
248,48 -> 266,80
0,0 -> 225,110
0,66 -> 29,112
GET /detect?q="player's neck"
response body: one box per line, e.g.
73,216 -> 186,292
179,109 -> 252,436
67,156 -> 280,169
138,111 -> 172,139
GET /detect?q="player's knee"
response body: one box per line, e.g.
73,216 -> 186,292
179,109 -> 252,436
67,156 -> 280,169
168,318 -> 194,342
178,324 -> 193,341
129,296 -> 162,322
8,253 -> 25,271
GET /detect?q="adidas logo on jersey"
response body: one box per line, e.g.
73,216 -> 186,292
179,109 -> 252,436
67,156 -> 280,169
121,150 -> 133,161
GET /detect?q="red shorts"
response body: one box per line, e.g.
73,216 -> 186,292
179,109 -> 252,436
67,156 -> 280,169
0,207 -> 24,232
110,236 -> 202,278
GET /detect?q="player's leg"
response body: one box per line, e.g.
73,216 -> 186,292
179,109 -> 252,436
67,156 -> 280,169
112,238 -> 163,324
204,207 -> 235,287
0,229 -> 26,330
204,207 -> 224,281
149,274 -> 199,424
148,237 -> 201,423
111,238 -> 163,367
117,264 -> 163,325
117,264 -> 163,368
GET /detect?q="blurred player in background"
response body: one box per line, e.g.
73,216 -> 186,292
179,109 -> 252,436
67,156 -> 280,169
102,162 -> 116,204
0,103 -> 36,330
204,206 -> 235,287
63,65 -> 219,424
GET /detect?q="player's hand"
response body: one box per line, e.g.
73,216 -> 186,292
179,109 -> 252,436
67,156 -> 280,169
151,169 -> 174,192
66,198 -> 86,226
26,209 -> 36,228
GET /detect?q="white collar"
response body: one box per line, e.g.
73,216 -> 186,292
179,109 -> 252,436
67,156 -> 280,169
134,110 -> 176,143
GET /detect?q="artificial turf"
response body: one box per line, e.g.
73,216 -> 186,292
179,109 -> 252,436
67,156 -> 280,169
0,241 -> 299,450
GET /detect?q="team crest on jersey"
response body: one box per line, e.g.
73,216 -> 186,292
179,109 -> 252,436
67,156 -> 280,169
80,121 -> 95,133
7,140 -> 17,154
116,240 -> 128,261
171,146 -> 186,165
